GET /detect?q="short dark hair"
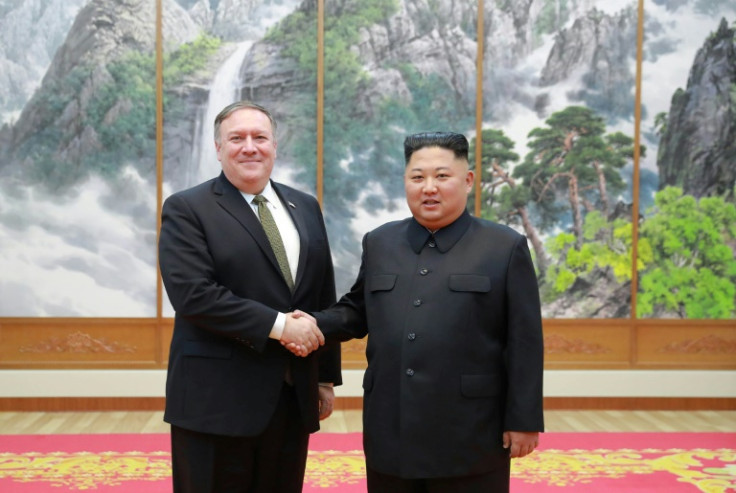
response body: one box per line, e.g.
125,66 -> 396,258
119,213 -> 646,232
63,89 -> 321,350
404,132 -> 469,165
214,101 -> 277,143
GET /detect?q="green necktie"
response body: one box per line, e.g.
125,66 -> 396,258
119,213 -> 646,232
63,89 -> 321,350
253,195 -> 295,291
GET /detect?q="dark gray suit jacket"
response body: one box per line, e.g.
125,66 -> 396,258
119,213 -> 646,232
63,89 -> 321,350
316,210 -> 544,479
159,173 -> 341,437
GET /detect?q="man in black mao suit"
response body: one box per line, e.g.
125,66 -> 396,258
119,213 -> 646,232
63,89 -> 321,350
302,132 -> 544,492
159,101 -> 341,493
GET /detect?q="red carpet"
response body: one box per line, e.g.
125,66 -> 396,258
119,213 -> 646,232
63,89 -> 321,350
0,432 -> 734,492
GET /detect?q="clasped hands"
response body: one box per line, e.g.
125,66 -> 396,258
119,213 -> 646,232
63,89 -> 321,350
280,310 -> 323,357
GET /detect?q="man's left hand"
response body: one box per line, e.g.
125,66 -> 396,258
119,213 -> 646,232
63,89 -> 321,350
318,384 -> 335,420
503,431 -> 539,458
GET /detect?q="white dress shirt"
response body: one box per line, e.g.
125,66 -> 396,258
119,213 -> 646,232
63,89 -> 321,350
240,182 -> 300,340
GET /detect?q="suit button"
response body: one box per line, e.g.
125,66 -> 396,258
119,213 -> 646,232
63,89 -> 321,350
428,241 -> 436,248
406,368 -> 414,377
408,333 -> 416,341
413,299 -> 422,306
419,268 -> 429,275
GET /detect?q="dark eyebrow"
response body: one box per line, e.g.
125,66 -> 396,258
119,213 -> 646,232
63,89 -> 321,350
408,166 -> 452,172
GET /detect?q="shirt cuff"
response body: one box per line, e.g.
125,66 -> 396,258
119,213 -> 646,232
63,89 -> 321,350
269,312 -> 286,340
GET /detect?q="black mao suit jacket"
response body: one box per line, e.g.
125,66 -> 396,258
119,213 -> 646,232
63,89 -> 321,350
159,173 -> 341,438
316,210 -> 544,479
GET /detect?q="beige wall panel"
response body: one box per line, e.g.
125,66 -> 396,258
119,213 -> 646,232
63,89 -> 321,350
0,319 -> 160,368
542,321 -> 632,368
2,319 -> 734,371
340,339 -> 367,369
159,319 -> 174,364
636,322 -> 736,368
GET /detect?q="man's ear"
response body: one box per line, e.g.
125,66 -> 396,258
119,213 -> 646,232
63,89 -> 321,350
465,169 -> 475,192
214,140 -> 222,161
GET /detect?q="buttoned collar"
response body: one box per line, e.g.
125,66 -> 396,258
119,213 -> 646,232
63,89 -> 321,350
407,209 -> 472,253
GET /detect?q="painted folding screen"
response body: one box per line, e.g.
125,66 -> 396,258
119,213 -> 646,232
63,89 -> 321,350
0,0 -> 159,317
636,1 -> 736,319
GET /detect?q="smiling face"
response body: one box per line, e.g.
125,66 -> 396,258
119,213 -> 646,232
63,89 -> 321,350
215,107 -> 277,194
404,146 -> 474,231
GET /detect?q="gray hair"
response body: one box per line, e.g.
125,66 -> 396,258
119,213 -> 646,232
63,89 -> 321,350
214,101 -> 277,143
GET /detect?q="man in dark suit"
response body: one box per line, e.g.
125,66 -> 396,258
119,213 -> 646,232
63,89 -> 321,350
296,131 -> 544,492
159,101 -> 341,493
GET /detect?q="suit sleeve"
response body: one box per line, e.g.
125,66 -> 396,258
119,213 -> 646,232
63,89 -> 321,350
159,193 -> 277,352
314,233 -> 370,342
503,235 -> 545,432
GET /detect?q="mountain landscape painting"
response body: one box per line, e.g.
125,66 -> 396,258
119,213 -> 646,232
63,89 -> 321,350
0,0 -> 733,320
0,0 -> 159,316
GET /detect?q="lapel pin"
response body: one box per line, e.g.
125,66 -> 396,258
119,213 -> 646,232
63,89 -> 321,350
288,201 -> 296,208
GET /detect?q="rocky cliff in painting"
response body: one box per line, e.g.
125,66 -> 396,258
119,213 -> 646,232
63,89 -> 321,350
0,0 -> 198,189
537,6 -> 638,120
657,18 -> 736,201
0,0 -> 88,125
0,0 -> 642,192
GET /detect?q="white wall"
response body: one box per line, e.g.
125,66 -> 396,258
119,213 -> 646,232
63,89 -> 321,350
1,370 -> 734,398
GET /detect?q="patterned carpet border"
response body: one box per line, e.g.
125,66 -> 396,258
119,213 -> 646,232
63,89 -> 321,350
0,432 -> 733,492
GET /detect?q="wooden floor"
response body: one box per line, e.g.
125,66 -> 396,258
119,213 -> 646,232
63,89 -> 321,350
1,410 -> 734,434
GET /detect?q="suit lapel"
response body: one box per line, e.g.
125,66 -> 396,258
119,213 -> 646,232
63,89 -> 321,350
212,174 -> 283,277
273,182 -> 309,291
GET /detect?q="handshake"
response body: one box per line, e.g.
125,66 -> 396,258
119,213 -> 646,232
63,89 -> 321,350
280,310 -> 324,357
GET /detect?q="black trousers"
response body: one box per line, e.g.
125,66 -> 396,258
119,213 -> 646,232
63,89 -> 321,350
171,384 -> 309,493
366,461 -> 511,493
